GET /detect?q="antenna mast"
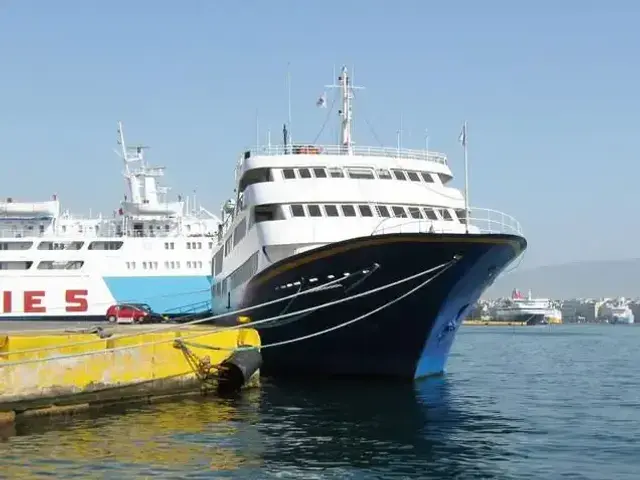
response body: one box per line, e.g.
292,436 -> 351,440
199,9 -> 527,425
326,65 -> 363,155
117,121 -> 129,174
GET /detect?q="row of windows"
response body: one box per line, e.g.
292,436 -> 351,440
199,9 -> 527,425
288,203 -> 459,222
214,251 -> 259,297
125,260 -> 209,270
0,240 -> 123,251
281,166 -> 438,184
0,260 -> 84,270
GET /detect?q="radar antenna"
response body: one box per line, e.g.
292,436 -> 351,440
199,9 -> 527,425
325,66 -> 364,155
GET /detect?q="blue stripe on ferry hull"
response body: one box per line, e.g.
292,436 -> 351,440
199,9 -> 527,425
233,233 -> 526,380
103,275 -> 213,315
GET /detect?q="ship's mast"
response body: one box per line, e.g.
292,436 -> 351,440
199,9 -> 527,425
326,66 -> 363,155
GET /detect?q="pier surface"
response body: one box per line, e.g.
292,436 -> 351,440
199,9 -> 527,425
0,320 -> 261,424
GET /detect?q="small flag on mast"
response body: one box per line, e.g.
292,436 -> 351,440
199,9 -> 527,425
458,122 -> 467,147
316,92 -> 327,108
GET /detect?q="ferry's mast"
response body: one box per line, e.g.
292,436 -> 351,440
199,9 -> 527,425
327,66 -> 363,155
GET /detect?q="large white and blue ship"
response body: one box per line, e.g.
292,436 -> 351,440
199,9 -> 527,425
210,66 -> 527,380
0,122 -> 219,320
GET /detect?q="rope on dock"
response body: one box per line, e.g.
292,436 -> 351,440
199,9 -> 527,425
0,257 -> 459,367
2,262 -> 366,357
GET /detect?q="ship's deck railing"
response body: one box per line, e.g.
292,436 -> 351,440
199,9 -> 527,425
246,144 -> 448,165
371,207 -> 523,236
0,229 -> 218,240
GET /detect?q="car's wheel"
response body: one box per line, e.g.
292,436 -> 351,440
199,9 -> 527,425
108,315 -> 117,323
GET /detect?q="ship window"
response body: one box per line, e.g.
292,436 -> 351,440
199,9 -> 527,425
224,236 -> 232,256
375,205 -> 391,217
313,168 -> 327,178
37,261 -> 83,270
0,261 -> 33,270
423,208 -> 439,220
347,168 -> 375,179
186,243 -> 191,249
408,207 -> 423,219
0,241 -> 33,250
420,172 -> 434,183
358,205 -> 373,217
290,204 -> 305,217
88,241 -> 123,251
377,169 -> 392,179
233,218 -> 247,247
298,168 -> 312,179
341,205 -> 356,217
455,209 -> 467,224
407,171 -> 420,182
214,249 -> 224,275
441,209 -> 453,221
283,169 -> 296,179
392,170 -> 407,181
328,168 -> 344,178
38,241 -> 84,251
227,251 -> 259,291
308,205 -> 322,217
324,205 -> 339,217
392,206 -> 407,218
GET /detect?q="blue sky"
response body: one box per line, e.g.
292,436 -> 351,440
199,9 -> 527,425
0,0 -> 638,268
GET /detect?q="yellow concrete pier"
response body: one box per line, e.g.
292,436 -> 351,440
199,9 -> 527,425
0,324 -> 261,424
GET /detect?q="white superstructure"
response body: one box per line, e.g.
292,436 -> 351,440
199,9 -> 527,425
210,66 -> 522,310
0,122 -> 220,319
494,289 -> 563,325
600,299 -> 635,324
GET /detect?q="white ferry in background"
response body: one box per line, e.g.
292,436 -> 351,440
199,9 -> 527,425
209,65 -> 527,380
494,289 -> 562,325
0,122 -> 220,321
599,299 -> 635,325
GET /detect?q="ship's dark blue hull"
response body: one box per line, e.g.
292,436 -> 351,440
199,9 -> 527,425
241,233 -> 526,380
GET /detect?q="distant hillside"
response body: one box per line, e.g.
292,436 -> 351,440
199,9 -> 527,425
483,258 -> 640,299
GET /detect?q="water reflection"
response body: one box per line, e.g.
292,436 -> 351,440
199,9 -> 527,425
0,377 -> 526,479
255,376 -> 517,478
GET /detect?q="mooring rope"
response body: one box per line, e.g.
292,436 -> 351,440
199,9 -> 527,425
0,258 -> 458,367
2,262 -> 378,357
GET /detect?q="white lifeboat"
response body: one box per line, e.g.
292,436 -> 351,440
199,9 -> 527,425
0,200 -> 59,218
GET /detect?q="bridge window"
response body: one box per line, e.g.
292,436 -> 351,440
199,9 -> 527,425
392,206 -> 407,218
407,171 -> 421,182
313,168 -> 327,178
377,169 -> 392,179
328,168 -> 344,178
347,168 -> 375,179
358,205 -> 373,217
420,172 -> 434,183
341,205 -> 356,217
423,208 -> 439,220
408,207 -> 423,219
324,205 -> 339,217
392,170 -> 407,181
291,204 -> 305,217
88,241 -> 123,250
308,205 -> 322,217
298,168 -> 312,179
441,209 -> 453,221
375,205 -> 391,217
282,169 -> 296,179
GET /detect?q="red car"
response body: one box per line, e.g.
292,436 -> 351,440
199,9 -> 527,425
105,303 -> 164,324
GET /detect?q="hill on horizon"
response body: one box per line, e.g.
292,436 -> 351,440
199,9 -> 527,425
484,258 -> 640,299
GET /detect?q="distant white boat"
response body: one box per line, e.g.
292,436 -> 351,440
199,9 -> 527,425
494,288 -> 562,325
600,300 -> 634,325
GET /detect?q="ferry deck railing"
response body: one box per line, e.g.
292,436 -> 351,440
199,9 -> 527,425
246,144 -> 448,165
370,207 -> 523,237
